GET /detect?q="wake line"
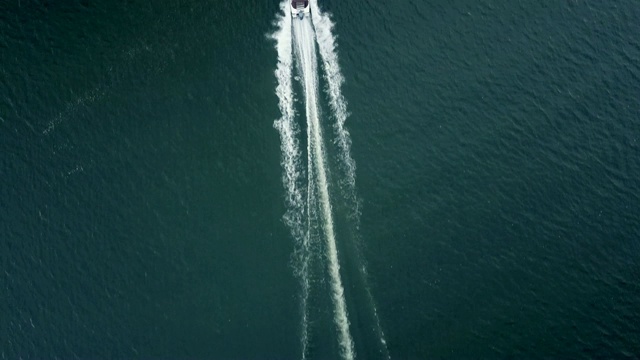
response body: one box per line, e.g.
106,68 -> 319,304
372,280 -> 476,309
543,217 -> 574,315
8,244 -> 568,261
293,18 -> 355,360
310,3 -> 390,358
272,1 -> 389,358
309,2 -> 357,201
271,2 -> 311,357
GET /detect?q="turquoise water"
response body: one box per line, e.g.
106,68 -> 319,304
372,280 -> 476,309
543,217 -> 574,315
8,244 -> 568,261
1,0 -> 639,358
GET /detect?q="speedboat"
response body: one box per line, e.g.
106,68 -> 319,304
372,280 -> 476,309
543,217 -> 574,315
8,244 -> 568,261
291,0 -> 310,20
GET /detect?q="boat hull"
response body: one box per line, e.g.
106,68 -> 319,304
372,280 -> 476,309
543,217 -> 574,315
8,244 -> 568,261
291,0 -> 310,19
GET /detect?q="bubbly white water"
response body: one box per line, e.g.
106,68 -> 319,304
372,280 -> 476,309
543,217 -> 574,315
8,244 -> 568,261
293,17 -> 355,360
270,3 -> 311,357
310,3 -> 390,358
272,1 -> 389,358
309,1 -> 357,206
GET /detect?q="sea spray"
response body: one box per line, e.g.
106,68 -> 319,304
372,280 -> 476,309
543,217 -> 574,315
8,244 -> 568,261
272,1 -> 387,357
310,2 -> 390,358
293,17 -> 355,360
309,1 -> 357,208
270,2 -> 311,357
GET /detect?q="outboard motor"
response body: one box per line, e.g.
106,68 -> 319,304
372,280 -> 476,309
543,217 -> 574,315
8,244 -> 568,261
298,12 -> 304,20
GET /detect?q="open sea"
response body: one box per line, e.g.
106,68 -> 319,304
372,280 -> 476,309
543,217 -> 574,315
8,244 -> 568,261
1,0 -> 639,358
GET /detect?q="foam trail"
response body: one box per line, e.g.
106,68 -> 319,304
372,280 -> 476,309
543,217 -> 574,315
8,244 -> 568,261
310,2 -> 390,357
270,3 -> 311,357
309,1 -> 357,201
293,17 -> 355,360
303,65 -> 318,360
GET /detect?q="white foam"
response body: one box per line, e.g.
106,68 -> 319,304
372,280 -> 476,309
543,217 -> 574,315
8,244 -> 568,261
293,17 -> 355,360
270,3 -> 311,358
309,1 -> 357,202
310,2 -> 390,358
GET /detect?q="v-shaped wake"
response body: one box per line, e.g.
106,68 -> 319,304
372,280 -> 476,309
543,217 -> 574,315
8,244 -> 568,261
271,1 -> 388,359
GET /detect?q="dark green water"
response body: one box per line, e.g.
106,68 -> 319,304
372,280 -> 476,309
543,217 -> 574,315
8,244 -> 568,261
2,0 -> 639,358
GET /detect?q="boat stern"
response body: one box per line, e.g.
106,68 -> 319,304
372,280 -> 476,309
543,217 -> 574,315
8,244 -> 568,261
290,0 -> 310,20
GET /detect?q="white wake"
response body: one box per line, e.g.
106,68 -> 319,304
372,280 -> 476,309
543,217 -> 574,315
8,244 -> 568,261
270,3 -> 311,357
293,17 -> 355,360
310,3 -> 390,358
309,1 -> 357,204
272,1 -> 388,359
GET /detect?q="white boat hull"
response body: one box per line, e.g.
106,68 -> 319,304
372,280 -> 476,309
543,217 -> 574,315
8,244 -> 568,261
291,1 -> 310,19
